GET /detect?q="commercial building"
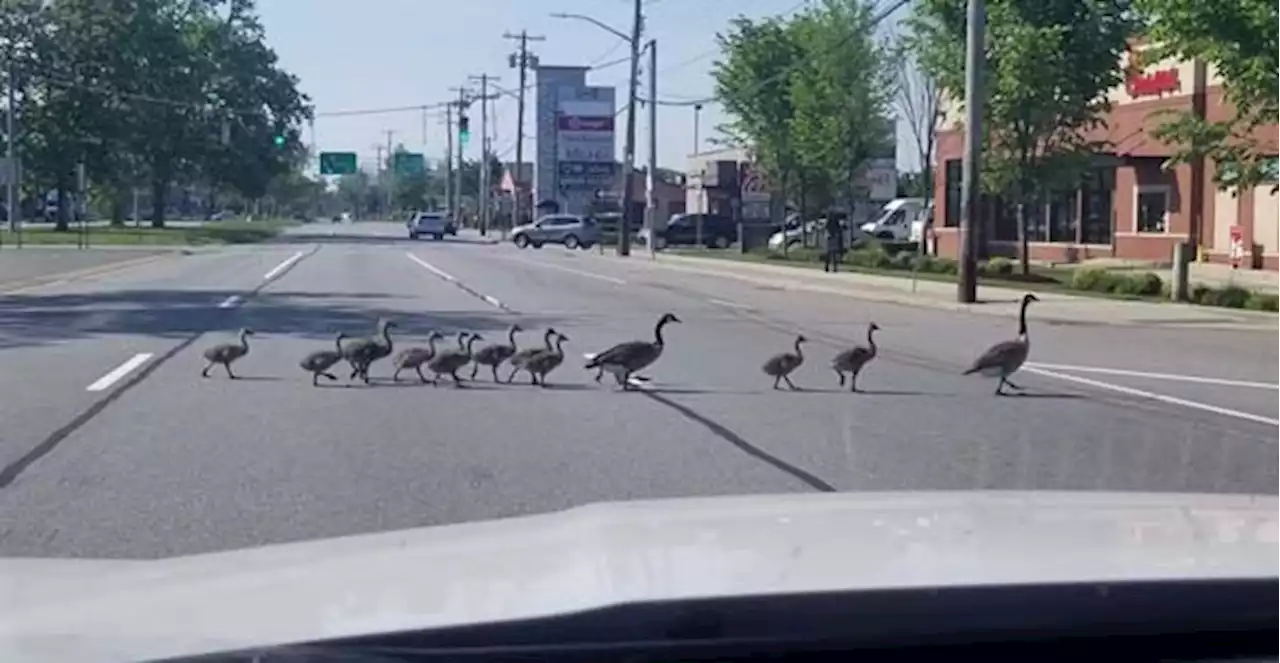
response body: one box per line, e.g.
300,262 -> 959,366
932,41 -> 1279,270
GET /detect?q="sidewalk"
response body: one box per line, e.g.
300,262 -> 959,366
623,252 -> 1279,330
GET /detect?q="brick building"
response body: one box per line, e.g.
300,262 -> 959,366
933,41 -> 1279,270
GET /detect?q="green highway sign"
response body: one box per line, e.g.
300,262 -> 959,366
393,152 -> 426,176
318,151 -> 358,175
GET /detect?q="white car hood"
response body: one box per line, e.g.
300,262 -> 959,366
1,491 -> 1276,662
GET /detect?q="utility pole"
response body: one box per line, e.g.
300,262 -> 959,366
468,73 -> 500,236
443,104 -> 454,215
957,0 -> 985,303
450,86 -> 471,225
617,0 -> 644,257
384,129 -> 395,219
5,61 -> 17,235
373,143 -> 384,218
504,30 -> 543,229
645,39 -> 658,259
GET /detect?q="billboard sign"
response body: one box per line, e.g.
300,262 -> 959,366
556,95 -> 615,192
558,161 -> 615,189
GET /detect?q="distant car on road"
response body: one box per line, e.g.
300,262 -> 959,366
407,211 -> 450,240
511,214 -> 599,250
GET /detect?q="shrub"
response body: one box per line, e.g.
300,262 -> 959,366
1071,267 -> 1114,292
1245,292 -> 1279,311
1108,272 -> 1164,297
889,251 -> 916,270
1204,285 -> 1252,308
984,256 -> 1015,276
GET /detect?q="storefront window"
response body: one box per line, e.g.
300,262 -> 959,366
1046,190 -> 1078,243
943,160 -> 962,227
1135,186 -> 1169,233
991,197 -> 1019,242
1081,167 -> 1114,244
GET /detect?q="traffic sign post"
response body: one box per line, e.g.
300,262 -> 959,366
1229,225 -> 1244,270
318,152 -> 358,175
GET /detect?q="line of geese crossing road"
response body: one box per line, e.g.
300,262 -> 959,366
198,294 -> 1040,394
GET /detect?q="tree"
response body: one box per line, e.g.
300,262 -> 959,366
894,41 -> 942,210
2,0 -> 310,227
712,15 -> 803,217
911,0 -> 1134,273
788,0 -> 896,216
1135,0 -> 1279,192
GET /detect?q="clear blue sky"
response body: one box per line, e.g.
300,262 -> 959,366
256,0 -> 916,174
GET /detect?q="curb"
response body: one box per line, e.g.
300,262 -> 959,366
0,252 -> 177,295
636,254 -> 1279,331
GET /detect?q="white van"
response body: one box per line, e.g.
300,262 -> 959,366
860,198 -> 925,241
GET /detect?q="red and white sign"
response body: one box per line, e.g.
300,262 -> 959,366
558,115 -> 614,132
1126,69 -> 1180,98
1123,46 -> 1181,99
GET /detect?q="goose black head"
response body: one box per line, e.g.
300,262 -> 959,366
869,322 -> 881,332
512,323 -> 525,332
796,334 -> 808,344
661,312 -> 681,325
1022,293 -> 1040,305
429,330 -> 445,341
470,333 -> 484,342
241,328 -> 256,337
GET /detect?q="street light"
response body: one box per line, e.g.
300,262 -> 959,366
548,12 -> 631,43
549,9 -> 642,257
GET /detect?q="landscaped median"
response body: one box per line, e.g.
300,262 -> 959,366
669,246 -> 1280,313
0,218 -> 300,247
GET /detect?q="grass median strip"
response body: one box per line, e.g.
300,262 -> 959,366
0,219 -> 298,246
670,247 -> 1280,312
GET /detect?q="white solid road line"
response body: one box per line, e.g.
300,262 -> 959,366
1024,366 -> 1280,427
1027,362 -> 1279,390
506,256 -> 627,285
405,252 -> 457,282
263,250 -> 306,281
406,252 -> 507,310
708,298 -> 752,310
86,353 -> 154,392
217,295 -> 243,309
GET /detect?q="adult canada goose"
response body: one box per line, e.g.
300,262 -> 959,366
428,332 -> 482,387
472,324 -> 523,381
201,328 -> 255,379
964,293 -> 1039,395
392,330 -> 445,383
299,332 -> 349,386
507,328 -> 556,383
584,312 -> 680,390
516,332 -> 569,387
342,318 -> 391,380
762,334 -> 806,390
347,319 -> 397,384
832,322 -> 880,392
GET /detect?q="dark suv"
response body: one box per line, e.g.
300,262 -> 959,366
653,213 -> 737,249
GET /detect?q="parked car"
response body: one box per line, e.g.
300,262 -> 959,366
643,213 -> 737,249
511,214 -> 599,250
407,211 -> 451,240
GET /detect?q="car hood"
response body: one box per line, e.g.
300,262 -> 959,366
1,491 -> 1276,662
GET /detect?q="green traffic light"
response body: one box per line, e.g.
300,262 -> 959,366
273,135 -> 285,147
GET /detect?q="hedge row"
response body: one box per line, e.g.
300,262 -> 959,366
761,246 -> 1279,312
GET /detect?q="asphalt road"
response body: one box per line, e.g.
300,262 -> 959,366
0,222 -> 1275,559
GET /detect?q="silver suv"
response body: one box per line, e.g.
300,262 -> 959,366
407,212 -> 451,240
511,214 -> 599,250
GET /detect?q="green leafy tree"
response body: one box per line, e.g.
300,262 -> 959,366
788,0 -> 896,215
910,0 -> 1133,273
712,15 -> 803,215
1135,0 -> 1278,192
